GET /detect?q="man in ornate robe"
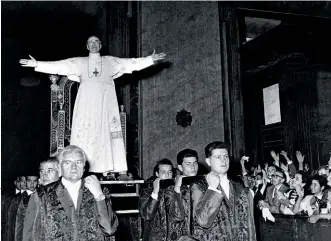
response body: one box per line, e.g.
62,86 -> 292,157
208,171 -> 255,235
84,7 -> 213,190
167,149 -> 199,241
191,141 -> 256,241
19,36 -> 166,177
15,175 -> 38,241
139,158 -> 174,241
22,145 -> 118,241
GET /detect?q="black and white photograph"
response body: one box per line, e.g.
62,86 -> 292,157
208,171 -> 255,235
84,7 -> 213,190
2,1 -> 331,241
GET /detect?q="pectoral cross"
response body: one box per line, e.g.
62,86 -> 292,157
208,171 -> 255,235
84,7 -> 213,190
93,68 -> 99,77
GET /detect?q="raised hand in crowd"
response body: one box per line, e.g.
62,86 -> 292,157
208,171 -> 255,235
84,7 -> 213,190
270,150 -> 280,167
280,150 -> 292,164
296,151 -> 305,171
240,156 -> 249,176
257,164 -> 262,173
280,163 -> 289,173
264,162 -> 268,172
280,163 -> 291,183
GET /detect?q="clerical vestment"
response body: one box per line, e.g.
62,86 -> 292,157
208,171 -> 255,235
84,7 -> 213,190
191,178 -> 256,241
167,185 -> 193,241
35,54 -> 154,173
138,177 -> 173,241
22,179 -> 118,241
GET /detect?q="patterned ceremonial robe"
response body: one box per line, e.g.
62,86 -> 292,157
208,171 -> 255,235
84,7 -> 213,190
167,185 -> 193,241
192,178 -> 256,241
5,191 -> 24,241
22,178 -> 118,241
15,190 -> 32,241
139,177 -> 172,241
34,54 -> 154,173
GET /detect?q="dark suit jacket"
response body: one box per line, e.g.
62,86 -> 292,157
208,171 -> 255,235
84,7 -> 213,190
22,178 -> 118,241
264,184 -> 290,213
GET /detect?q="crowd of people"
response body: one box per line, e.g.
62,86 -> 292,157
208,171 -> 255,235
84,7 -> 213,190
2,143 -> 331,241
241,150 -> 331,224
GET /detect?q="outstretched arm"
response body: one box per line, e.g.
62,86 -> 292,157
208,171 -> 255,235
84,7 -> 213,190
111,50 -> 166,79
19,55 -> 81,79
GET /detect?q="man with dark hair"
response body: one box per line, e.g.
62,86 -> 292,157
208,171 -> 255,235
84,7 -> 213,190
167,149 -> 199,240
23,145 -> 118,241
15,173 -> 38,241
191,141 -> 256,241
139,158 -> 174,241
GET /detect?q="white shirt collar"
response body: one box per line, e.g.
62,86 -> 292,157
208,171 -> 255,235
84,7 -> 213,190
219,174 -> 229,183
61,178 -> 82,209
89,53 -> 101,60
218,174 -> 230,198
20,189 -> 26,193
26,190 -> 35,196
315,192 -> 323,200
61,178 -> 82,190
15,189 -> 21,194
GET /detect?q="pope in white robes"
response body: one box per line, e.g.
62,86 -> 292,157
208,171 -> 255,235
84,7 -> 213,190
20,36 -> 166,175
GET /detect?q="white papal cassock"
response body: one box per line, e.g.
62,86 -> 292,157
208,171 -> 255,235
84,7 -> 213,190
35,53 -> 154,173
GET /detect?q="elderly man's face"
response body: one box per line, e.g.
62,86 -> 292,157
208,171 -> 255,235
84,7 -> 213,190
61,151 -> 85,183
87,36 -> 101,53
39,162 -> 60,186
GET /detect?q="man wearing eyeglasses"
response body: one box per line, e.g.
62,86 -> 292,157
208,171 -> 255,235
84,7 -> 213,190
258,168 -> 290,213
191,141 -> 256,241
23,145 -> 118,241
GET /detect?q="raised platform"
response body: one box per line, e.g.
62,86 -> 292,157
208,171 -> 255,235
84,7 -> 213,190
101,179 -> 144,241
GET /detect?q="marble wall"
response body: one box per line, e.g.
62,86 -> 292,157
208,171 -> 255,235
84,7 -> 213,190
140,2 -> 224,178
